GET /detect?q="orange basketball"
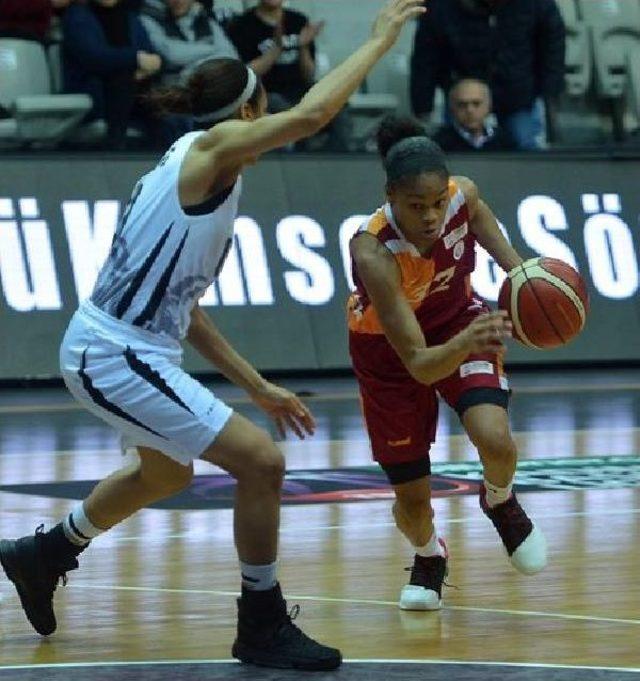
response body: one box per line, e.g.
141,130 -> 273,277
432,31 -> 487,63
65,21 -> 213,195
498,257 -> 590,349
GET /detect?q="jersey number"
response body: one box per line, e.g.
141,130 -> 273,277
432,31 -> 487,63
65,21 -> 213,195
430,266 -> 456,295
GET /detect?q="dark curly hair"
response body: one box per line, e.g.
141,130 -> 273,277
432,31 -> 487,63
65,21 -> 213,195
376,115 -> 449,187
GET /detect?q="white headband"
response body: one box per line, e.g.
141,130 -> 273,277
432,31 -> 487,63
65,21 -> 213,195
193,67 -> 258,124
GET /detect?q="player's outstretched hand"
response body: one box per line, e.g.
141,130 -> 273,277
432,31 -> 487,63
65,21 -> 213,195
457,311 -> 512,355
371,0 -> 427,49
250,382 -> 316,440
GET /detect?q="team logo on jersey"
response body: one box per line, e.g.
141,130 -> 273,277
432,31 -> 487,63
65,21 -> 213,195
444,222 -> 468,249
460,360 -> 494,377
453,241 -> 465,260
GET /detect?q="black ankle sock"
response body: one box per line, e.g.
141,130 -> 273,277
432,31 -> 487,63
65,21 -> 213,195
43,523 -> 88,563
241,583 -> 281,600
240,583 -> 286,619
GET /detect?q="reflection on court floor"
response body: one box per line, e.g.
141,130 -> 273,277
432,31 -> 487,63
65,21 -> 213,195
0,370 -> 638,676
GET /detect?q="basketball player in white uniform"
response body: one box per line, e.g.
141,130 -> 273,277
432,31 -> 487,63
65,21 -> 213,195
0,1 -> 427,670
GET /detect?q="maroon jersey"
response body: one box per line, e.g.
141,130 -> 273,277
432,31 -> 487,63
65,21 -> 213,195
348,180 -> 477,335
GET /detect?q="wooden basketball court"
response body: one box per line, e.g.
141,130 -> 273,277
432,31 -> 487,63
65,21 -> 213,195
0,370 -> 638,678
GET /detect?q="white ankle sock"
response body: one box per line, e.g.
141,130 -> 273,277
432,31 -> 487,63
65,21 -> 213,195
484,480 -> 513,508
415,530 -> 445,558
240,561 -> 278,591
62,503 -> 105,546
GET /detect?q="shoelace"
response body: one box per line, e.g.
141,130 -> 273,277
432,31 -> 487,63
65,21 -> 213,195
288,604 -> 300,621
35,524 -> 73,587
403,566 -> 459,591
274,604 -> 314,645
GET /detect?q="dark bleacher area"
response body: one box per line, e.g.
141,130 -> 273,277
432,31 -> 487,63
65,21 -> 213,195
0,0 -> 639,153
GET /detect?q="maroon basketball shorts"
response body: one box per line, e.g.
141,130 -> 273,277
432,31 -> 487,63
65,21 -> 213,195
349,301 -> 509,484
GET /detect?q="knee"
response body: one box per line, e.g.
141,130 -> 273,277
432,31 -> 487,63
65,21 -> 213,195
139,461 -> 194,496
239,430 -> 285,487
472,424 -> 517,463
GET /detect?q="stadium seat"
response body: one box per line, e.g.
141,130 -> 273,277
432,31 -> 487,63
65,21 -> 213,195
47,42 -> 63,95
579,0 -> 640,138
285,0 -> 414,148
555,0 -> 591,97
0,39 -> 91,148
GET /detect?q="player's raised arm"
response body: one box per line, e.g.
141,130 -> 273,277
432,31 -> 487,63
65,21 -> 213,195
457,175 -> 524,273
351,233 -> 511,386
201,0 -> 426,165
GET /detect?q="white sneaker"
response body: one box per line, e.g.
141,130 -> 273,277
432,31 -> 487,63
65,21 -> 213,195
480,486 -> 547,575
510,524 -> 547,575
398,542 -> 448,611
399,584 -> 442,611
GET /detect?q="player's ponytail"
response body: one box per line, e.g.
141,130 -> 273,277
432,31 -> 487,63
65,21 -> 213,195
376,115 -> 428,159
147,58 -> 263,126
147,85 -> 194,116
377,115 -> 449,187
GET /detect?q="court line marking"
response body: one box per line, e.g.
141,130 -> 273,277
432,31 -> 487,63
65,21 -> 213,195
1,380 -> 639,414
109,506 -> 640,542
0,659 -> 638,673
64,583 -> 640,627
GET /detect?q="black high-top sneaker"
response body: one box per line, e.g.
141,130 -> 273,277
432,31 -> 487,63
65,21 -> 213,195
232,583 -> 342,671
0,525 -> 81,635
479,485 -> 547,575
399,539 -> 448,611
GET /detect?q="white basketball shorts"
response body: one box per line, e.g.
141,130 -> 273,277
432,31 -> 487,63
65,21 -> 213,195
60,300 -> 233,465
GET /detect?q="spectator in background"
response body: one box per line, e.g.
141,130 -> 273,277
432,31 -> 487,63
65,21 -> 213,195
433,79 -> 516,151
410,0 -> 565,150
140,0 -> 239,86
227,0 -> 321,114
62,0 -> 162,149
227,0 -> 351,151
140,0 -> 237,27
0,0 -> 72,44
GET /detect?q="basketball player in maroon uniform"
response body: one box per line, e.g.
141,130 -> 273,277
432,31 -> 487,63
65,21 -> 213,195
348,116 -> 547,611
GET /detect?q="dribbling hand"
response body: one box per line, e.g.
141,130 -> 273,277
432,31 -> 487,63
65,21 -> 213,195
250,382 -> 316,440
371,0 -> 427,49
456,311 -> 512,355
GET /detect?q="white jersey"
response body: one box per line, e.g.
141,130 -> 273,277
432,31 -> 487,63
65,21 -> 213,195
91,131 -> 242,341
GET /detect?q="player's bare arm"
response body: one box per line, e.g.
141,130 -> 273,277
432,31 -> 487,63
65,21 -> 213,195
351,233 -> 510,385
187,306 -> 314,438
187,305 -> 267,395
457,175 -> 524,273
193,0 -> 426,184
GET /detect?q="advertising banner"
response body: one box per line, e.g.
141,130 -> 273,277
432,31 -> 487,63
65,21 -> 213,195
1,153 -> 638,378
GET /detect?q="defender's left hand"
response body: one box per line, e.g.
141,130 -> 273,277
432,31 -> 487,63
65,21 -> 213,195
250,382 -> 316,439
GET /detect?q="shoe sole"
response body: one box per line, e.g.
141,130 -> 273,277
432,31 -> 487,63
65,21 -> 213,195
399,585 -> 442,611
399,599 -> 442,611
0,539 -> 56,636
232,642 -> 342,671
509,526 -> 548,575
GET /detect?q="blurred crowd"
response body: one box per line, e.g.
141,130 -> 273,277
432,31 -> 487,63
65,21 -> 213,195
0,0 -> 635,152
